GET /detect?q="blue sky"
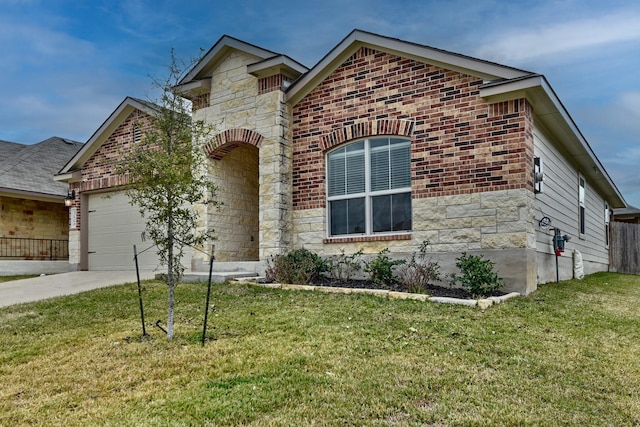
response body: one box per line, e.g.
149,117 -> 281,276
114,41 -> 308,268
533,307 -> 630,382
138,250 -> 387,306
2,0 -> 639,206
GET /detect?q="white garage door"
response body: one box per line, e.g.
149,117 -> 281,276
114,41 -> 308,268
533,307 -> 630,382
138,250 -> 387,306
87,192 -> 161,271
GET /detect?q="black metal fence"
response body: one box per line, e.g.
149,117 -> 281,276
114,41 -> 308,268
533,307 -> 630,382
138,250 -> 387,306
0,237 -> 69,260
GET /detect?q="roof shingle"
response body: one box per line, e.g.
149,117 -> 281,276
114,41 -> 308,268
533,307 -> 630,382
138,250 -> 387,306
0,137 -> 83,198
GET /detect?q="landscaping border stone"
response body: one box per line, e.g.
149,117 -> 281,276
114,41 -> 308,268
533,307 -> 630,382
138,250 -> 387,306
229,278 -> 521,309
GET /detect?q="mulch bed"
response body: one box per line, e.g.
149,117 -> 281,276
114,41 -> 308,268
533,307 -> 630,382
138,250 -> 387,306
311,277 -> 505,299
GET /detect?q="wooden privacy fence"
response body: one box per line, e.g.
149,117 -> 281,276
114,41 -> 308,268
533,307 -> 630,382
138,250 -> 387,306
610,222 -> 640,275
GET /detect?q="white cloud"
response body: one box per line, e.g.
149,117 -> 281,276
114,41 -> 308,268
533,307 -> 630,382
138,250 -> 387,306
618,92 -> 640,116
476,10 -> 640,63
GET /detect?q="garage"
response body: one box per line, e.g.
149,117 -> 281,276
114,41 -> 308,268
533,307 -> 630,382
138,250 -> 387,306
87,192 -> 161,271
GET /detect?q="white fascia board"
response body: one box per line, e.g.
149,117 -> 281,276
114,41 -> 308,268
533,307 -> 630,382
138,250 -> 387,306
356,32 -> 529,80
53,170 -> 81,183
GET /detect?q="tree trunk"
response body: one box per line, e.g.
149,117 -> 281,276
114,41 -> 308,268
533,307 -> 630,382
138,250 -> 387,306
167,280 -> 175,339
166,212 -> 175,340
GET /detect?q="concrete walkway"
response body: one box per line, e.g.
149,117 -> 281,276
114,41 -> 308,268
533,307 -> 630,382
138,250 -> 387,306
0,270 -> 156,308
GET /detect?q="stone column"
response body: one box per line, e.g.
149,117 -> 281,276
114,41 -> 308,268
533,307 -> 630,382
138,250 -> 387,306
257,91 -> 293,259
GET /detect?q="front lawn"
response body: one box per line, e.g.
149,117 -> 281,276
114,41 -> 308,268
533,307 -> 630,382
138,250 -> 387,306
1,272 -> 639,425
0,275 -> 39,283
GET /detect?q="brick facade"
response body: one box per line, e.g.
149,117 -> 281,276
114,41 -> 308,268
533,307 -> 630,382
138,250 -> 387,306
66,110 -> 153,231
258,74 -> 289,95
63,31 -> 618,293
292,47 -> 534,212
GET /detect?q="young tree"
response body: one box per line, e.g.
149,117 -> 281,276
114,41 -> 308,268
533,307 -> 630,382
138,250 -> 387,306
116,53 -> 219,339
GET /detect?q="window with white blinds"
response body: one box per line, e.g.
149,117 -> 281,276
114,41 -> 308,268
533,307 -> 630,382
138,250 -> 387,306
326,137 -> 412,236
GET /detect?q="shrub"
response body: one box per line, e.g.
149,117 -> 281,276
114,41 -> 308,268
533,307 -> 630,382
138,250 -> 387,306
450,252 -> 504,297
325,249 -> 363,282
364,248 -> 405,286
396,241 -> 441,293
265,248 -> 328,285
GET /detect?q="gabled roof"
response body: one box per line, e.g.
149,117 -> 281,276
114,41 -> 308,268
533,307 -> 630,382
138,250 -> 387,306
179,35 -> 281,85
55,97 -> 159,181
246,54 -> 308,80
0,137 -> 83,201
282,29 -> 625,207
285,29 -> 533,105
176,35 -> 309,99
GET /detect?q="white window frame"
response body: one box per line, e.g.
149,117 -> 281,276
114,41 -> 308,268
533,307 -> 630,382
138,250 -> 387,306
579,174 -> 586,237
604,202 -> 610,247
326,137 -> 412,237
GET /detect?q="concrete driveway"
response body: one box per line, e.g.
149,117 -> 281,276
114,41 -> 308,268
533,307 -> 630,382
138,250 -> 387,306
0,270 -> 157,308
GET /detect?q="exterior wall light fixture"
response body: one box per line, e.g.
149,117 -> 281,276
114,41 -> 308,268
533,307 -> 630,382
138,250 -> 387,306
64,189 -> 76,207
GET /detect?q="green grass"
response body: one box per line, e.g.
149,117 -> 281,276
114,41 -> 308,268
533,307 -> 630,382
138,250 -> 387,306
1,272 -> 639,426
0,275 -> 39,283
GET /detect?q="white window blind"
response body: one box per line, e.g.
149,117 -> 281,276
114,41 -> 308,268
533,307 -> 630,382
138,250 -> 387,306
326,137 -> 412,236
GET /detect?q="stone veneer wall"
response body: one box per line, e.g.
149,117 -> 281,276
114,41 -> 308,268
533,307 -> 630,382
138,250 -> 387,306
208,144 -> 259,261
193,50 -> 293,266
1,196 -> 68,240
294,189 -> 535,252
293,188 -> 537,294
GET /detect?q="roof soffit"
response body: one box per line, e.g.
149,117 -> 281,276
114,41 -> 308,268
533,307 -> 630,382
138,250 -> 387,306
247,55 -> 309,80
286,29 -> 532,105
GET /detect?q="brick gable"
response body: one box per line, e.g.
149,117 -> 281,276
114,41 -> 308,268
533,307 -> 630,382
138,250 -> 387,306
81,110 -> 153,192
292,47 -> 534,211
65,109 -> 154,231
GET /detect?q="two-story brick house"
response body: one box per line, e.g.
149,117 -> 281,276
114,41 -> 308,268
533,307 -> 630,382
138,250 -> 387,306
56,30 -> 626,294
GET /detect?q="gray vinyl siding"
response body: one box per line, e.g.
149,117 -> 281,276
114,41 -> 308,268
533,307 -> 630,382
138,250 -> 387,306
533,126 -> 608,280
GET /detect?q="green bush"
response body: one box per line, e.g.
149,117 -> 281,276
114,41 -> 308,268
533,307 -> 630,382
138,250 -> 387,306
450,252 -> 504,297
396,241 -> 441,293
325,249 -> 363,282
364,248 -> 405,286
265,248 -> 328,285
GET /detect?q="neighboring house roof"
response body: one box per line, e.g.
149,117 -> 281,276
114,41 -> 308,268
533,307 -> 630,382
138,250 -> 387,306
55,97 -> 159,181
613,205 -> 640,217
0,137 -> 83,201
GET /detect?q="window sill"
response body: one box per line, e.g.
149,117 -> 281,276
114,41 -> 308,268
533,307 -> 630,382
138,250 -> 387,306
323,234 -> 412,244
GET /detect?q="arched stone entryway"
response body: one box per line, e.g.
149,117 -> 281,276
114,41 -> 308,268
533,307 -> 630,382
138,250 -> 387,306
206,129 -> 262,261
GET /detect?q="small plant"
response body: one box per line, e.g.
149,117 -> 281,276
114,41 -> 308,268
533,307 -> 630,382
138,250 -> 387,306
450,252 -> 504,297
364,248 -> 405,286
396,241 -> 441,293
265,248 -> 328,285
325,249 -> 363,283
